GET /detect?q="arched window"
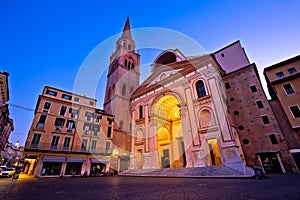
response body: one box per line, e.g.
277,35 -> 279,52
122,85 -> 126,96
196,80 -> 207,98
139,105 -> 143,119
130,87 -> 134,94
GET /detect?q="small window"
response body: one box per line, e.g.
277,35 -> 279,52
89,101 -> 94,106
63,137 -> 71,150
55,118 -> 65,130
242,139 -> 249,145
43,102 -> 51,112
256,100 -> 264,109
62,94 -> 72,100
250,85 -> 257,93
283,83 -> 295,95
139,105 -> 143,119
74,97 -> 80,102
81,139 -> 88,151
105,142 -> 111,154
234,111 -> 239,115
290,105 -> 300,118
276,71 -> 284,78
50,136 -> 60,149
221,53 -> 225,57
230,97 -> 235,101
107,126 -> 112,138
95,116 -> 102,122
288,67 -> 297,74
238,125 -> 244,130
60,106 -> 67,116
262,116 -> 270,124
269,134 -> 278,144
46,90 -> 57,96
30,133 -> 41,148
107,118 -> 113,125
36,115 -> 47,129
196,80 -> 207,98
91,140 -> 97,151
225,82 -> 230,89
122,85 -> 126,96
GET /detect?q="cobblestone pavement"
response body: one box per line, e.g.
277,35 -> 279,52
0,174 -> 300,200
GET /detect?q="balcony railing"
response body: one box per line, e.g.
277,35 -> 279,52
25,142 -> 111,155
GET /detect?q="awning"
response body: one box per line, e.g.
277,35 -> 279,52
67,157 -> 86,162
43,156 -> 65,162
91,158 -> 108,164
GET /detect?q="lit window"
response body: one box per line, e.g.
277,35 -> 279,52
196,80 -> 207,98
276,71 -> 284,78
288,67 -> 297,74
290,105 -> 300,118
283,83 -> 295,95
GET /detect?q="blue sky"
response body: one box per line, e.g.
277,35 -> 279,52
1,0 -> 300,145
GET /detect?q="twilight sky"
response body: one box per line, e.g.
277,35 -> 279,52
1,0 -> 300,145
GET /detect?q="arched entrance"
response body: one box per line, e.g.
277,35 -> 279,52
154,95 -> 186,168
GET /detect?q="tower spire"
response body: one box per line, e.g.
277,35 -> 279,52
121,17 -> 132,39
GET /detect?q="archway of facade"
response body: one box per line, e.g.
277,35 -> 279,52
153,95 -> 186,168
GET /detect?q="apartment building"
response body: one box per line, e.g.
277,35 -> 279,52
264,55 -> 300,172
23,86 -> 115,177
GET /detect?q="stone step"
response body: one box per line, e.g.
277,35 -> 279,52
119,166 -> 253,177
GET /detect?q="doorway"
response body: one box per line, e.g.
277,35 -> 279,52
207,139 -> 222,166
137,150 -> 142,169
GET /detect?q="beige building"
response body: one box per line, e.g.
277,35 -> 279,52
23,86 -> 116,177
264,55 -> 300,172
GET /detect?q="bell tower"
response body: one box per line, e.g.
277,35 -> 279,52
104,17 -> 140,135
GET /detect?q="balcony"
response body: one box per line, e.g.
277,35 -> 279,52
25,142 -> 111,155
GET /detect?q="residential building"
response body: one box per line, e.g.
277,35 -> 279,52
264,55 -> 300,172
23,86 -> 115,177
0,72 -> 14,151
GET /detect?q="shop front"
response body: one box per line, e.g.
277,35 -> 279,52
41,156 -> 65,176
90,158 -> 108,176
65,157 -> 86,176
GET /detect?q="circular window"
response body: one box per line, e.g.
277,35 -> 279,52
238,125 -> 244,130
234,111 -> 239,115
230,97 -> 235,101
242,139 -> 249,145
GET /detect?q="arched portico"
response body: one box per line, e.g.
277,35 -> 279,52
152,95 -> 186,168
